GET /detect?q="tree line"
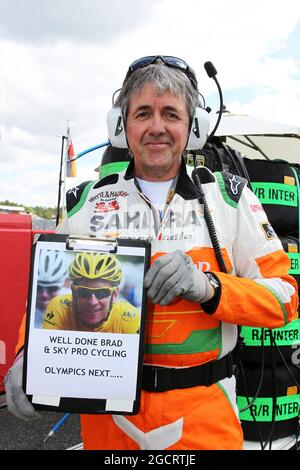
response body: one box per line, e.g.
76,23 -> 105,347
0,200 -> 56,219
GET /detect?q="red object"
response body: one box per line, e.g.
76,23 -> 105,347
0,214 -> 54,392
95,200 -> 120,212
66,127 -> 77,177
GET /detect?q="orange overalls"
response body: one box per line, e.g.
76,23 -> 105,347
17,164 -> 298,449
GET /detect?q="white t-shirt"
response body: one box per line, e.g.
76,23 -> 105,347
136,178 -> 173,218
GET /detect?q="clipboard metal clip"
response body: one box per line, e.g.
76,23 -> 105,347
66,235 -> 118,253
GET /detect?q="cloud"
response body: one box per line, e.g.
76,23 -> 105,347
0,0 -> 158,44
226,56 -> 300,126
0,155 -> 60,206
0,0 -> 300,207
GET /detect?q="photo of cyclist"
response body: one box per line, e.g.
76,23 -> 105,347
35,250 -> 69,328
43,251 -> 140,334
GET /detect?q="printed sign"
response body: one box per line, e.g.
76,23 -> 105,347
23,234 -> 150,414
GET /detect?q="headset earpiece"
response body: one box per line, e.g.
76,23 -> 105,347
107,105 -> 210,150
106,107 -> 128,148
186,107 -> 210,150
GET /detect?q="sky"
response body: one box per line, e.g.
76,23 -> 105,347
1,0 -> 300,208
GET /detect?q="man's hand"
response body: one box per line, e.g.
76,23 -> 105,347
4,356 -> 40,421
144,251 -> 214,306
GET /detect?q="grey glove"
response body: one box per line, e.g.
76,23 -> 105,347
4,356 -> 39,421
144,250 -> 214,306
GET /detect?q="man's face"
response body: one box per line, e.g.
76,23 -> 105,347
126,83 -> 189,181
72,278 -> 118,329
36,285 -> 60,310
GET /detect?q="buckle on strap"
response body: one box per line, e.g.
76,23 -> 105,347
143,365 -> 175,392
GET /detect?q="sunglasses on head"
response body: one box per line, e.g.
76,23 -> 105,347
125,55 -> 198,90
73,285 -> 117,300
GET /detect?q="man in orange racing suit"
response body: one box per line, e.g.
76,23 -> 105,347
5,56 -> 298,450
43,252 -> 140,334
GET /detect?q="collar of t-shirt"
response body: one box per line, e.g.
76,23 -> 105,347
135,177 -> 174,219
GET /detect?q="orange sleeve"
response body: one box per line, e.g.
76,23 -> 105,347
212,250 -> 298,329
15,313 -> 27,356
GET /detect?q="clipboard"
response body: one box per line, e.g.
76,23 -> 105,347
23,233 -> 150,415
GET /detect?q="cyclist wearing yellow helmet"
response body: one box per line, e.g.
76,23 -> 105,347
43,252 -> 140,333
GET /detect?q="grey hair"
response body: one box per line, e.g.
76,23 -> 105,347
115,63 -> 200,123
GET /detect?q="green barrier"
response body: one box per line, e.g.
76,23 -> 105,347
241,319 -> 300,347
288,252 -> 300,275
252,182 -> 298,207
238,394 -> 300,422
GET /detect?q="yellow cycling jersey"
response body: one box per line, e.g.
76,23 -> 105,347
43,294 -> 140,334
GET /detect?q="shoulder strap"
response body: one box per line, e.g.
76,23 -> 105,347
220,143 -> 253,188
